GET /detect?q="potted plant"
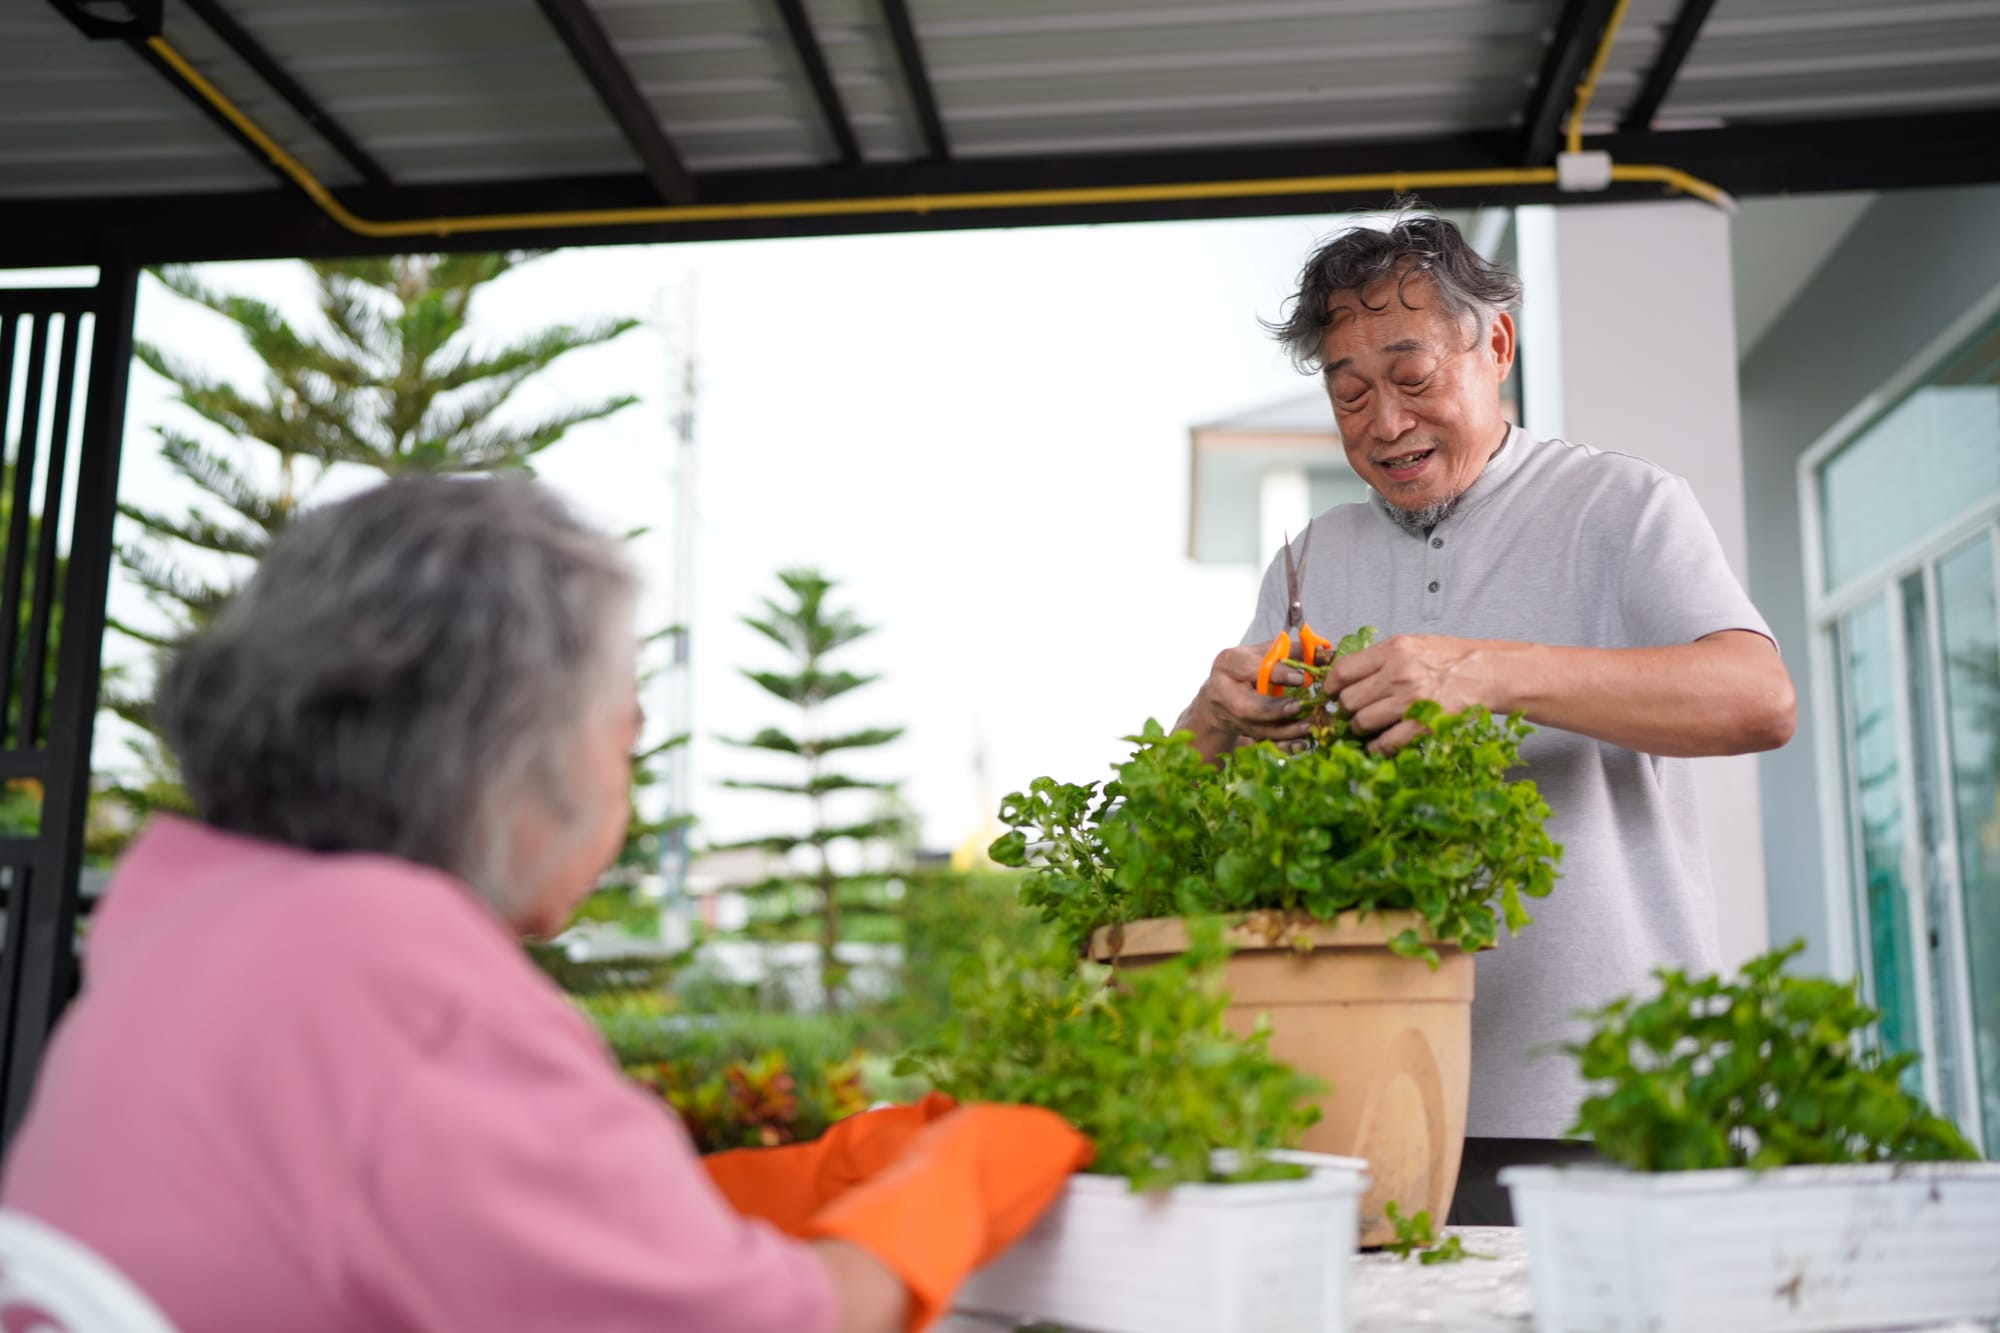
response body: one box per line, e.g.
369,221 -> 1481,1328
900,925 -> 1370,1333
990,630 -> 1562,1244
1503,941 -> 1998,1332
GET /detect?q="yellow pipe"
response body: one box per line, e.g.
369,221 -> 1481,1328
146,33 -> 1729,242
1566,0 -> 1634,157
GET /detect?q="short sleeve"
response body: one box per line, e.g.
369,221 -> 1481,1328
1619,473 -> 1775,650
1239,541 -> 1293,648
347,1002 -> 838,1333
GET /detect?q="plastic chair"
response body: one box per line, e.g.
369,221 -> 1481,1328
0,1211 -> 178,1333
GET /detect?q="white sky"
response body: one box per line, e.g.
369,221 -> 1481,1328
100,212 -> 1363,855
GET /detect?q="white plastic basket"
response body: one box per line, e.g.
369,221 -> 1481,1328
953,1151 -> 1369,1333
1502,1161 -> 2000,1333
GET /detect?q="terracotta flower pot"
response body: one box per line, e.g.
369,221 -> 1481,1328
1089,910 -> 1472,1248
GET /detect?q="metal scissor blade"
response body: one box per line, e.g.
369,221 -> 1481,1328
1283,526 -> 1312,629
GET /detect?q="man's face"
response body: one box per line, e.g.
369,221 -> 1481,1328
1319,270 -> 1515,518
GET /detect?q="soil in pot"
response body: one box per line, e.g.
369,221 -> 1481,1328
1092,909 -> 1471,1247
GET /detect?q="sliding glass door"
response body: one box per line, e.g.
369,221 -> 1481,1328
1814,312 -> 2000,1151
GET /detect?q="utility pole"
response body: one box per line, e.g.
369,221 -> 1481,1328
660,277 -> 699,914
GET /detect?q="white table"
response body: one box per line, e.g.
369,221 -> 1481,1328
945,1226 -> 2000,1332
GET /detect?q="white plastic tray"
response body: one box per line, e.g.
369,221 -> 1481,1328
1502,1161 -> 2000,1333
953,1151 -> 1369,1333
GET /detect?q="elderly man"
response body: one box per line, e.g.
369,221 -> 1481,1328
1180,213 -> 1795,1223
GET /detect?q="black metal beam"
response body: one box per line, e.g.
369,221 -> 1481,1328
879,0 -> 948,160
0,255 -> 137,1145
8,109 -> 2000,267
773,0 -> 861,165
181,0 -> 390,188
533,0 -> 696,204
1517,0 -> 1621,165
1619,0 -> 1720,133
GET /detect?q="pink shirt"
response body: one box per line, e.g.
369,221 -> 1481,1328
1,818 -> 835,1333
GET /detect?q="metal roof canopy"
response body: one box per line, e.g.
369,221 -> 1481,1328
6,0 -> 2000,261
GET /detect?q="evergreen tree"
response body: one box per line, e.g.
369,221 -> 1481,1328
716,569 -> 907,1010
98,252 -> 642,848
114,253 -> 637,644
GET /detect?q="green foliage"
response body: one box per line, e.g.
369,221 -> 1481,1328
714,568 -> 907,1009
880,866 -> 1044,1050
992,682 -> 1561,965
1565,940 -> 1980,1171
626,1048 -> 869,1153
1382,1200 -> 1491,1265
895,921 -> 1324,1191
594,1007 -> 875,1152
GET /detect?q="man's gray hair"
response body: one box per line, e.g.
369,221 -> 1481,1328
157,474 -> 637,919
1268,209 -> 1524,373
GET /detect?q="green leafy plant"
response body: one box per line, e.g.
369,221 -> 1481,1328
895,922 -> 1323,1191
991,658 -> 1561,965
604,1011 -> 875,1152
1565,940 -> 1979,1171
627,1049 -> 869,1152
1382,1200 -> 1491,1265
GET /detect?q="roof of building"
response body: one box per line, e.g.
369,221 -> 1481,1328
7,0 -> 2000,264
1193,391 -> 1341,438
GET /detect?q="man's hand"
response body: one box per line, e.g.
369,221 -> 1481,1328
1327,634 -> 1505,755
1177,644 -> 1317,762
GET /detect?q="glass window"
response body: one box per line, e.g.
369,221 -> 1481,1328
1840,596 -> 1922,1065
1818,315 -> 2000,592
1938,534 -> 2000,1148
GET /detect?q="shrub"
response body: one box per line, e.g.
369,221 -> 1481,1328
1566,941 -> 1978,1170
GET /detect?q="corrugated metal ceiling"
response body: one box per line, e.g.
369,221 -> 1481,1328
3,0 -> 1999,205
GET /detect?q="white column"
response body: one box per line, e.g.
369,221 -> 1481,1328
1515,200 -> 1770,970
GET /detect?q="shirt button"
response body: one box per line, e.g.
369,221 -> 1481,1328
1428,580 -> 1441,593
1431,537 -> 1444,549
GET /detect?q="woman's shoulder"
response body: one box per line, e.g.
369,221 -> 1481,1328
98,819 -> 562,1049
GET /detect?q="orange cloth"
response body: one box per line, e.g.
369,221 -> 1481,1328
806,1104 -> 1093,1332
700,1092 -> 958,1237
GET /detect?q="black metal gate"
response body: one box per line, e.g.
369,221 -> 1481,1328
0,261 -> 138,1145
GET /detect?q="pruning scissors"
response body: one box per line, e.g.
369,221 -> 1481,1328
1255,527 -> 1331,696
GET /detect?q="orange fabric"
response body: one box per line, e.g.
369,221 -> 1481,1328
701,1092 -> 957,1237
806,1104 -> 1093,1333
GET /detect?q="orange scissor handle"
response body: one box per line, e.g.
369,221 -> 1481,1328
1256,625 -> 1334,697
1299,624 -> 1332,673
1255,633 -> 1289,696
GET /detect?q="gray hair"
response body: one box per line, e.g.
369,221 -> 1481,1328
1267,208 -> 1524,373
156,474 -> 637,920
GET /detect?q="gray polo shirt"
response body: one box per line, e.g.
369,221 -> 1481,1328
1240,425 -> 1773,1139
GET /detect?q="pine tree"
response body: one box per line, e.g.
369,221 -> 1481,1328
98,252 -> 641,847
716,569 -> 908,1010
114,253 -> 637,644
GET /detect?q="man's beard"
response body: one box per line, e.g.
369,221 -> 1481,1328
1381,490 -> 1463,536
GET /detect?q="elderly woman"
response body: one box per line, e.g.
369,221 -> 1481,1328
0,476 -> 1085,1332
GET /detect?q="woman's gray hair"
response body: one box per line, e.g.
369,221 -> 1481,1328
1267,208 -> 1524,372
156,474 -> 637,919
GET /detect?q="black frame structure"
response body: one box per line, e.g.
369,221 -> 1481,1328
0,261 -> 139,1142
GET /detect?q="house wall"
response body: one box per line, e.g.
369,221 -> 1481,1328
1739,183 -> 2000,976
